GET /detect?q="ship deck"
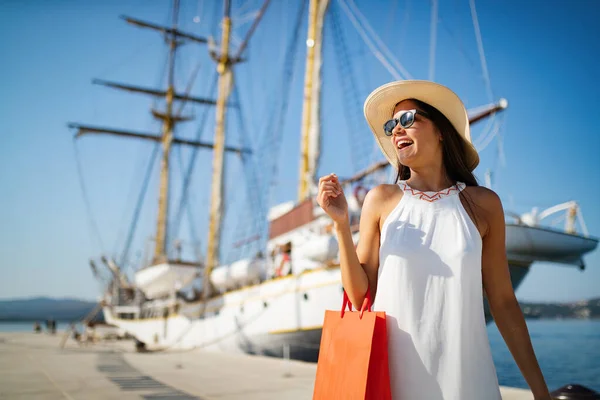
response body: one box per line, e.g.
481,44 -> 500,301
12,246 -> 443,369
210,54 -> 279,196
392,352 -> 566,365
0,332 -> 534,399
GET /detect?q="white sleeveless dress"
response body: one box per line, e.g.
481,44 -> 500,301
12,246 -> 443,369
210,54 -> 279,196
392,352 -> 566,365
372,181 -> 501,400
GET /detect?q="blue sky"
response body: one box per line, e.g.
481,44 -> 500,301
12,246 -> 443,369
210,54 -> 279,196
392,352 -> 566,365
1,0 -> 599,303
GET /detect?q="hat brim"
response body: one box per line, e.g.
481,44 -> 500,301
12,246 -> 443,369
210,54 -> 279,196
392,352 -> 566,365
363,80 -> 479,171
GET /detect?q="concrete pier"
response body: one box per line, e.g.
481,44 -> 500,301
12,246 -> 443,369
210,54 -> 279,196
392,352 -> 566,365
0,332 -> 534,399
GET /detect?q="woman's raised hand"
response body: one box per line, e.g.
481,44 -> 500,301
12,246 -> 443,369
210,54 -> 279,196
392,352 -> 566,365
317,173 -> 348,224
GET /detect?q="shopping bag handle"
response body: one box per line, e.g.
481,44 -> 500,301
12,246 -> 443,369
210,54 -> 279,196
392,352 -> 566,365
341,288 -> 372,319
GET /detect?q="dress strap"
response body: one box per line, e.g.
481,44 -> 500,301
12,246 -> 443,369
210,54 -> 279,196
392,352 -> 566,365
399,180 -> 465,203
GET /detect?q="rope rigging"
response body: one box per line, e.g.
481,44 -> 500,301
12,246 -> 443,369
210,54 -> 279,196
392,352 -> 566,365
438,15 -> 476,69
170,72 -> 218,241
223,0 -> 308,263
164,0 -> 224,261
76,8 -> 175,273
469,0 -> 494,102
115,1 -> 208,267
223,83 -> 264,263
329,1 -> 371,173
428,0 -> 438,81
118,144 -> 160,268
257,0 -> 308,202
383,0 -> 399,47
164,32 -> 213,250
468,0 -> 501,161
173,145 -> 204,262
337,0 -> 413,81
474,113 -> 504,152
113,60 -> 170,262
73,141 -> 106,253
217,0 -> 282,257
114,50 -> 171,269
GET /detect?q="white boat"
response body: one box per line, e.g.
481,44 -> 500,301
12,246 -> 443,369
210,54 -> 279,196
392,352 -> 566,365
506,224 -> 597,267
72,0 -> 598,361
134,261 -> 202,300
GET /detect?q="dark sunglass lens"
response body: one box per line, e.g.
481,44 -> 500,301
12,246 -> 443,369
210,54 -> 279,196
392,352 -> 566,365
400,111 -> 414,128
383,120 -> 397,136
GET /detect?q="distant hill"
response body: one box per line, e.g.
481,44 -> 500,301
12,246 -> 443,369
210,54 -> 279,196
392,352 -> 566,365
0,297 -> 103,322
520,297 -> 600,320
1,296 -> 598,322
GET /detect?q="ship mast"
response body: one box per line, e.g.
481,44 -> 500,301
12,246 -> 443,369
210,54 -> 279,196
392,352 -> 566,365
154,0 -> 181,262
69,0 -> 248,266
205,0 -> 233,295
204,0 -> 271,296
298,0 -> 331,202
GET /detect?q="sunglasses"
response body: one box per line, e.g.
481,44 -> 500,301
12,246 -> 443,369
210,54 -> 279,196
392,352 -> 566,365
383,109 -> 430,136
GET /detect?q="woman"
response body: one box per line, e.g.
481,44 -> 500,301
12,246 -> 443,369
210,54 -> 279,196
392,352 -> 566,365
317,80 -> 551,400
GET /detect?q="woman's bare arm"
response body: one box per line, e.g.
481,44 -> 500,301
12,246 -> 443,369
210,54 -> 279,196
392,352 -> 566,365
318,173 -> 399,310
477,188 -> 551,400
338,185 -> 398,308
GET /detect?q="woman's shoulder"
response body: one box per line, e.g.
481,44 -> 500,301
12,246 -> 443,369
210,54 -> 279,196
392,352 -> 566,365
462,186 -> 504,238
461,186 -> 505,237
462,185 -> 503,213
361,184 -> 403,216
364,183 -> 402,204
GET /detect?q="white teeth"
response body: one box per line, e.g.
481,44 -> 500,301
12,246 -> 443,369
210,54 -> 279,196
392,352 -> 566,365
397,140 -> 414,149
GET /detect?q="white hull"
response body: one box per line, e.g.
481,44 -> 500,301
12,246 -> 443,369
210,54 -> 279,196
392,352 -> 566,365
104,262 -> 530,358
104,226 -> 597,358
506,224 -> 598,266
106,267 -> 342,356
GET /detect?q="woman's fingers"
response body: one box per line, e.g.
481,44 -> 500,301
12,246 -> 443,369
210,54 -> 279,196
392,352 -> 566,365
322,189 -> 338,198
319,173 -> 338,188
321,182 -> 341,194
319,174 -> 341,192
319,190 -> 338,207
319,173 -> 334,184
318,174 -> 341,211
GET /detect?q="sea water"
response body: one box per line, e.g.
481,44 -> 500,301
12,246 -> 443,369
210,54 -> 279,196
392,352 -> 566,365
0,321 -> 79,333
488,319 -> 600,392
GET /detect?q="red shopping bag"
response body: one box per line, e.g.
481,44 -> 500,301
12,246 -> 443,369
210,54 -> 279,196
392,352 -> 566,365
313,289 -> 391,400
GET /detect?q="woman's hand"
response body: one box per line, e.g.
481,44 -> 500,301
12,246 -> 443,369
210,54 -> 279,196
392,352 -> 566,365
317,173 -> 348,224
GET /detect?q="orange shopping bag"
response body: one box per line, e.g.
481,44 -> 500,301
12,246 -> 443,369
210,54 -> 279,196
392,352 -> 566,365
313,289 -> 391,400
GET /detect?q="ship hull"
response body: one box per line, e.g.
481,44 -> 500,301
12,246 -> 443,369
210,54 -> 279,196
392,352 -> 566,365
103,225 -> 597,360
104,262 -> 531,358
506,224 -> 597,266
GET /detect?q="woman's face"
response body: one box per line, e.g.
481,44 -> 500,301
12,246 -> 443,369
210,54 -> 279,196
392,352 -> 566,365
390,99 -> 443,169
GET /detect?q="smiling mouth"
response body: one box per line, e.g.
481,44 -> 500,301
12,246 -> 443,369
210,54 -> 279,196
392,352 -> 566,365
397,140 -> 414,150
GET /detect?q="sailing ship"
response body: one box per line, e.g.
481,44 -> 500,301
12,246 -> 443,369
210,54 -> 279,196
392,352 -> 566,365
72,0 -> 598,361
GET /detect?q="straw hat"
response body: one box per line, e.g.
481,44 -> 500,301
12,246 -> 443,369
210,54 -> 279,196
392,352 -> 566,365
363,80 -> 479,171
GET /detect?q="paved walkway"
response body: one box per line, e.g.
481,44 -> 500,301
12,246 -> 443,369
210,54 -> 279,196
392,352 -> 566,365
0,332 -> 534,399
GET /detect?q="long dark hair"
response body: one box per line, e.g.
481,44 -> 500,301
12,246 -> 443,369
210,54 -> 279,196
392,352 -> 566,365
394,98 -> 478,188
394,99 -> 482,226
